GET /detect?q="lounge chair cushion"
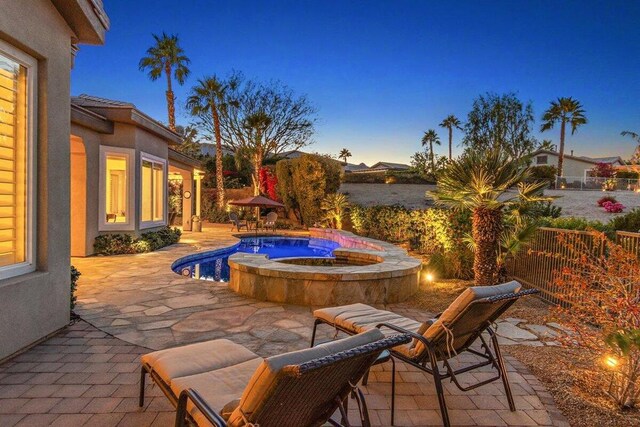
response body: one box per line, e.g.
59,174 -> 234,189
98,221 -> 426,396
141,339 -> 261,388
170,358 -> 263,427
313,304 -> 422,358
227,328 -> 385,425
415,281 -> 522,355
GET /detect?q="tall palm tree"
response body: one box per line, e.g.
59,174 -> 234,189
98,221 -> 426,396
439,115 -> 462,160
186,76 -> 229,208
421,129 -> 441,173
621,131 -> 640,164
139,33 -> 190,131
243,111 -> 273,196
338,148 -> 352,164
540,97 -> 587,177
429,150 -> 549,285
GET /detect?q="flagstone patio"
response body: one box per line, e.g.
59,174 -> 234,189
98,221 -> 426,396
0,224 -> 570,426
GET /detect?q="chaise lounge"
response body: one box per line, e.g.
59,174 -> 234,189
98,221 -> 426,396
311,281 -> 539,427
139,329 -> 411,426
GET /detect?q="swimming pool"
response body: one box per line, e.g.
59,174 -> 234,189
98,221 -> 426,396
172,236 -> 340,282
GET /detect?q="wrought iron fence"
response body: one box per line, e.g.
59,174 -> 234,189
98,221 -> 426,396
555,176 -> 640,191
507,227 -> 640,305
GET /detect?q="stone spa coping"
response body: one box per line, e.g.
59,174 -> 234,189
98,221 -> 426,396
226,228 -> 422,305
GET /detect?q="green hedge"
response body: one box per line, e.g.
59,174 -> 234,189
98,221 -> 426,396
349,205 -> 473,279
94,226 -> 181,255
342,171 -> 434,184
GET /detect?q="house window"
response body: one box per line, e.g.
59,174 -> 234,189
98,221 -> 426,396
536,155 -> 548,165
0,41 -> 36,279
140,152 -> 166,228
99,146 -> 134,231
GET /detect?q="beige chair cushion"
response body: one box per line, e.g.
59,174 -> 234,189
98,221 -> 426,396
314,303 -> 422,358
170,358 -> 263,427
414,281 -> 522,356
141,339 -> 260,387
227,329 -> 385,426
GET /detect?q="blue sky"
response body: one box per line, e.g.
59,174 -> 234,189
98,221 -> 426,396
72,1 -> 640,165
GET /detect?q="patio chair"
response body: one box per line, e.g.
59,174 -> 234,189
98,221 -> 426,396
229,212 -> 248,232
311,281 -> 539,427
139,329 -> 411,427
264,211 -> 278,232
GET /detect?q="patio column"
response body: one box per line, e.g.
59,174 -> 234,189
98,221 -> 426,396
182,175 -> 193,231
194,172 -> 202,218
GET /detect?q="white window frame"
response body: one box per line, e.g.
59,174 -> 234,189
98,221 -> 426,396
139,151 -> 167,229
99,146 -> 135,231
0,40 -> 37,281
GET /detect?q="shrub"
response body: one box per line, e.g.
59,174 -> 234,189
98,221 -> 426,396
590,162 -> 617,178
70,265 -> 81,312
543,232 -> 640,408
609,208 -> 640,232
342,173 -> 386,184
525,201 -> 562,219
539,216 -> 611,233
528,165 -> 557,185
597,195 -> 618,207
320,193 -> 349,229
616,170 -> 639,180
603,201 -> 625,213
276,154 -> 342,226
94,227 -> 181,255
342,171 -> 433,184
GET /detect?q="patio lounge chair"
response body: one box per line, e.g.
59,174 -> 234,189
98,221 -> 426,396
311,281 -> 539,427
139,329 -> 411,427
229,212 -> 248,232
263,211 -> 278,232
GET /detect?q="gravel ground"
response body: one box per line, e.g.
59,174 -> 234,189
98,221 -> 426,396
340,183 -> 640,222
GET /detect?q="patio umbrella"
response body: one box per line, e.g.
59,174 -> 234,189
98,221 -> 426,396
228,196 -> 284,235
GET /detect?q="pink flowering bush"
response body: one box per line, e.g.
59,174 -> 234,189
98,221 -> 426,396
602,201 -> 625,213
597,195 -> 617,207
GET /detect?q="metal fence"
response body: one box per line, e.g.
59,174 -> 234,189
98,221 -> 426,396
507,227 -> 640,305
555,176 -> 640,191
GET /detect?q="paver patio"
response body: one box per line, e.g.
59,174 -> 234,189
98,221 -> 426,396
0,224 -> 569,426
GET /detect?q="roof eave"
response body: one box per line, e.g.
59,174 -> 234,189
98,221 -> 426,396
51,0 -> 110,45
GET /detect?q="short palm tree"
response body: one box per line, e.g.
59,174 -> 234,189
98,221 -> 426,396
139,33 -> 190,131
421,129 -> 441,174
439,115 -> 462,160
540,97 -> 587,177
339,148 -> 352,164
186,76 -> 230,208
621,131 -> 640,164
320,193 -> 349,230
429,150 -> 550,285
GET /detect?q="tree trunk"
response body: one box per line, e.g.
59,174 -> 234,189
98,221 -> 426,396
429,141 -> 435,173
557,120 -> 566,177
212,106 -> 225,209
251,148 -> 264,197
448,127 -> 453,160
165,64 -> 176,131
472,207 -> 503,285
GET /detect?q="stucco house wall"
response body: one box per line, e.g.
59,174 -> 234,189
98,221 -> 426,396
0,0 -> 107,360
532,150 -> 624,179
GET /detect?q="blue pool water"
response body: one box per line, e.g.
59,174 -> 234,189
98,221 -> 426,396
172,236 -> 340,282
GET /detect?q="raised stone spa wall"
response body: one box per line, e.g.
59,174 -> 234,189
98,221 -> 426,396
228,229 -> 421,305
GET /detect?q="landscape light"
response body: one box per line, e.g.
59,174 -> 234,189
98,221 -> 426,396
425,272 -> 434,282
604,355 -> 619,369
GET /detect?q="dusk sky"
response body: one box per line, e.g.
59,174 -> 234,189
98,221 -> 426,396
72,0 -> 640,165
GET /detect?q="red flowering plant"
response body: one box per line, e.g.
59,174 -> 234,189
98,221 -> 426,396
592,162 -> 617,178
538,232 -> 640,408
603,201 -> 625,213
598,195 -> 618,207
259,166 -> 279,201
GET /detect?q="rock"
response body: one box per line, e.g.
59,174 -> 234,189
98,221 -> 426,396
494,322 -> 538,341
524,324 -> 559,338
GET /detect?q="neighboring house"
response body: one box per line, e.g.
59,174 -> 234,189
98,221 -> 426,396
353,161 -> 411,173
0,0 -> 109,360
530,149 -> 624,178
344,162 -> 370,173
200,142 -> 235,158
70,95 -> 203,257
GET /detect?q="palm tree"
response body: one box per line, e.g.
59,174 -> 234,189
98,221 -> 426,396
429,150 -> 549,285
321,193 -> 349,230
421,129 -> 441,174
621,131 -> 640,164
439,115 -> 462,160
186,76 -> 229,208
540,97 -> 588,177
139,33 -> 190,131
338,148 -> 352,165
